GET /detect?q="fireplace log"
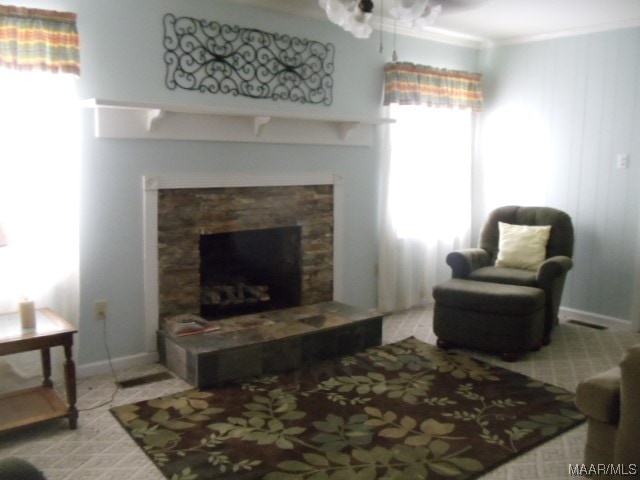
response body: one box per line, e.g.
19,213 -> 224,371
243,284 -> 271,302
221,285 -> 239,305
201,289 -> 221,305
201,284 -> 270,306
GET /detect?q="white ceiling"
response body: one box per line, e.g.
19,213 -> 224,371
235,0 -> 640,47
434,0 -> 640,44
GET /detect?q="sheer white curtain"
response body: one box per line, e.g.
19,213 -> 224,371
378,104 -> 473,312
0,70 -> 80,388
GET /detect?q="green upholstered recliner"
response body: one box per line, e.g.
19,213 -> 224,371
0,457 -> 46,480
575,343 -> 640,472
445,205 -> 574,342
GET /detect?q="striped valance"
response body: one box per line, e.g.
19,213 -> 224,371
0,5 -> 79,75
384,62 -> 482,111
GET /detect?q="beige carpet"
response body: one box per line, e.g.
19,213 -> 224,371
0,307 -> 638,480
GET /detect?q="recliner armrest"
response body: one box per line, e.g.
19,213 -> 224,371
575,367 -> 621,424
536,255 -> 573,286
616,344 -> 640,464
446,248 -> 491,278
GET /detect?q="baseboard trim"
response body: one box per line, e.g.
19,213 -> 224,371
559,307 -> 634,331
77,351 -> 159,379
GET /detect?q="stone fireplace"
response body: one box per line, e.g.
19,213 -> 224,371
143,174 -> 344,352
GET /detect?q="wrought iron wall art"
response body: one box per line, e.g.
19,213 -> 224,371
163,14 -> 335,105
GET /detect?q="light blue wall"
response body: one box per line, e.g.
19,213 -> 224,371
18,0 -> 639,367
477,28 -> 640,322
12,0 -> 477,366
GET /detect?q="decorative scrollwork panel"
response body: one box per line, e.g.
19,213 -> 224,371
163,14 -> 335,105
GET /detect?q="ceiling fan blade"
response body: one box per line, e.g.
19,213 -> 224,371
439,0 -> 491,14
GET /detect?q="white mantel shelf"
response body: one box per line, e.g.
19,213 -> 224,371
84,98 -> 393,147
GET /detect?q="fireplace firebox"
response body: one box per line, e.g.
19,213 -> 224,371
199,226 -> 302,320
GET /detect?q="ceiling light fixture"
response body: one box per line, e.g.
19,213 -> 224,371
319,0 -> 441,39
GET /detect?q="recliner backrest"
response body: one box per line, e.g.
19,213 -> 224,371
479,206 -> 574,264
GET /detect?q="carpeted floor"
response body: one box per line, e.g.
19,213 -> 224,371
0,307 -> 638,479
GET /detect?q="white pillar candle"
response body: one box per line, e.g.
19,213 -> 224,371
19,300 -> 36,330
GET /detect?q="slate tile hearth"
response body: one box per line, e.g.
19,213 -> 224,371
157,301 -> 383,387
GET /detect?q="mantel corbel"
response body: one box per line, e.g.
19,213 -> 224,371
253,116 -> 272,137
146,109 -> 166,131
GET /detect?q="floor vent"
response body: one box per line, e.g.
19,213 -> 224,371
117,371 -> 174,389
567,319 -> 608,330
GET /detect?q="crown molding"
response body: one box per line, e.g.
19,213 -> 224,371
487,17 -> 640,47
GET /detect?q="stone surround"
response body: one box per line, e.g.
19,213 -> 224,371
158,184 -> 334,321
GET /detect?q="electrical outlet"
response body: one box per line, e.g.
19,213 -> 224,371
96,300 -> 108,320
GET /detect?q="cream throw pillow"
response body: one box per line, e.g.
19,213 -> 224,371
495,222 -> 551,271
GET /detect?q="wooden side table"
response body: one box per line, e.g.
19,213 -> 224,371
0,308 -> 78,431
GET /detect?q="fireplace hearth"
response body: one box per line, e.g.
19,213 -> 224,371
199,226 -> 302,320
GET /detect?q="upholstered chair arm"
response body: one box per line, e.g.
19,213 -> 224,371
575,367 -> 621,424
536,255 -> 573,287
446,248 -> 491,278
615,343 -> 640,464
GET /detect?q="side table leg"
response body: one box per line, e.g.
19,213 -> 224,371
40,348 -> 53,388
64,343 -> 78,429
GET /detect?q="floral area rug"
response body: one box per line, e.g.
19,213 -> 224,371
111,337 -> 584,479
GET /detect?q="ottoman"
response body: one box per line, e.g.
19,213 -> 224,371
433,279 -> 546,361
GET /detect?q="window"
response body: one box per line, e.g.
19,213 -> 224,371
387,104 -> 472,243
379,104 -> 474,311
0,70 -> 79,314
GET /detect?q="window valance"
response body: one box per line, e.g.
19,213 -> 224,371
384,62 -> 482,111
0,5 -> 79,75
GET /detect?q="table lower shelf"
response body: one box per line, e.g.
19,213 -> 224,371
0,385 -> 69,432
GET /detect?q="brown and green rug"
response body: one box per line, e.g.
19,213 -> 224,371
111,337 -> 584,479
